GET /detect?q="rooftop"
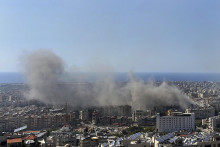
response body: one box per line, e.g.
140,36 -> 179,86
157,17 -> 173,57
7,138 -> 22,144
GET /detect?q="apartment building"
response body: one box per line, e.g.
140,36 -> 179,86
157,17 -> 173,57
156,112 -> 195,132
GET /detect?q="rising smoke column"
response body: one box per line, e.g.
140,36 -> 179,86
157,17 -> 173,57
23,49 -> 194,109
23,50 -> 65,104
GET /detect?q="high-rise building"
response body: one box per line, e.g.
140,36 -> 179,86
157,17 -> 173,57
156,112 -> 195,132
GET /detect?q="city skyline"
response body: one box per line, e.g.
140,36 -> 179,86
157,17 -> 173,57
1,0 -> 220,73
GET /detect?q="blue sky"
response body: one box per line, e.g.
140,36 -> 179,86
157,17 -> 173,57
0,0 -> 220,72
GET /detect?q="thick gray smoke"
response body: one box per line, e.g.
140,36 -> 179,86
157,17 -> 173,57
23,50 -> 194,110
127,76 -> 193,110
23,50 -> 64,104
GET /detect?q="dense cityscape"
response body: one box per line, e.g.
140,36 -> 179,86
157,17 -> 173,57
1,0 -> 219,147
0,81 -> 220,146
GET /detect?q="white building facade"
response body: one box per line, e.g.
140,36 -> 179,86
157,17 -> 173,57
202,116 -> 218,131
156,113 -> 195,132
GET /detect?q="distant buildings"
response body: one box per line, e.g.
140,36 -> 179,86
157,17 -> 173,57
156,112 -> 195,132
186,106 -> 215,119
132,110 -> 144,122
79,110 -> 88,121
202,113 -> 220,131
101,105 -> 132,117
132,110 -> 155,126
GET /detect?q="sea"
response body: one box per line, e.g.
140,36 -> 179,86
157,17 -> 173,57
1,72 -> 220,83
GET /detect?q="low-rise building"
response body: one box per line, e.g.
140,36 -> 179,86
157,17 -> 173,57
7,138 -> 22,147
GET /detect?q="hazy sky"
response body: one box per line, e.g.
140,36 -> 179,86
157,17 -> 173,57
0,0 -> 220,72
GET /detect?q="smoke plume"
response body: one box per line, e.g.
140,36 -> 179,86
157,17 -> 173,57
127,76 -> 193,110
23,50 -> 194,110
23,50 -> 64,104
